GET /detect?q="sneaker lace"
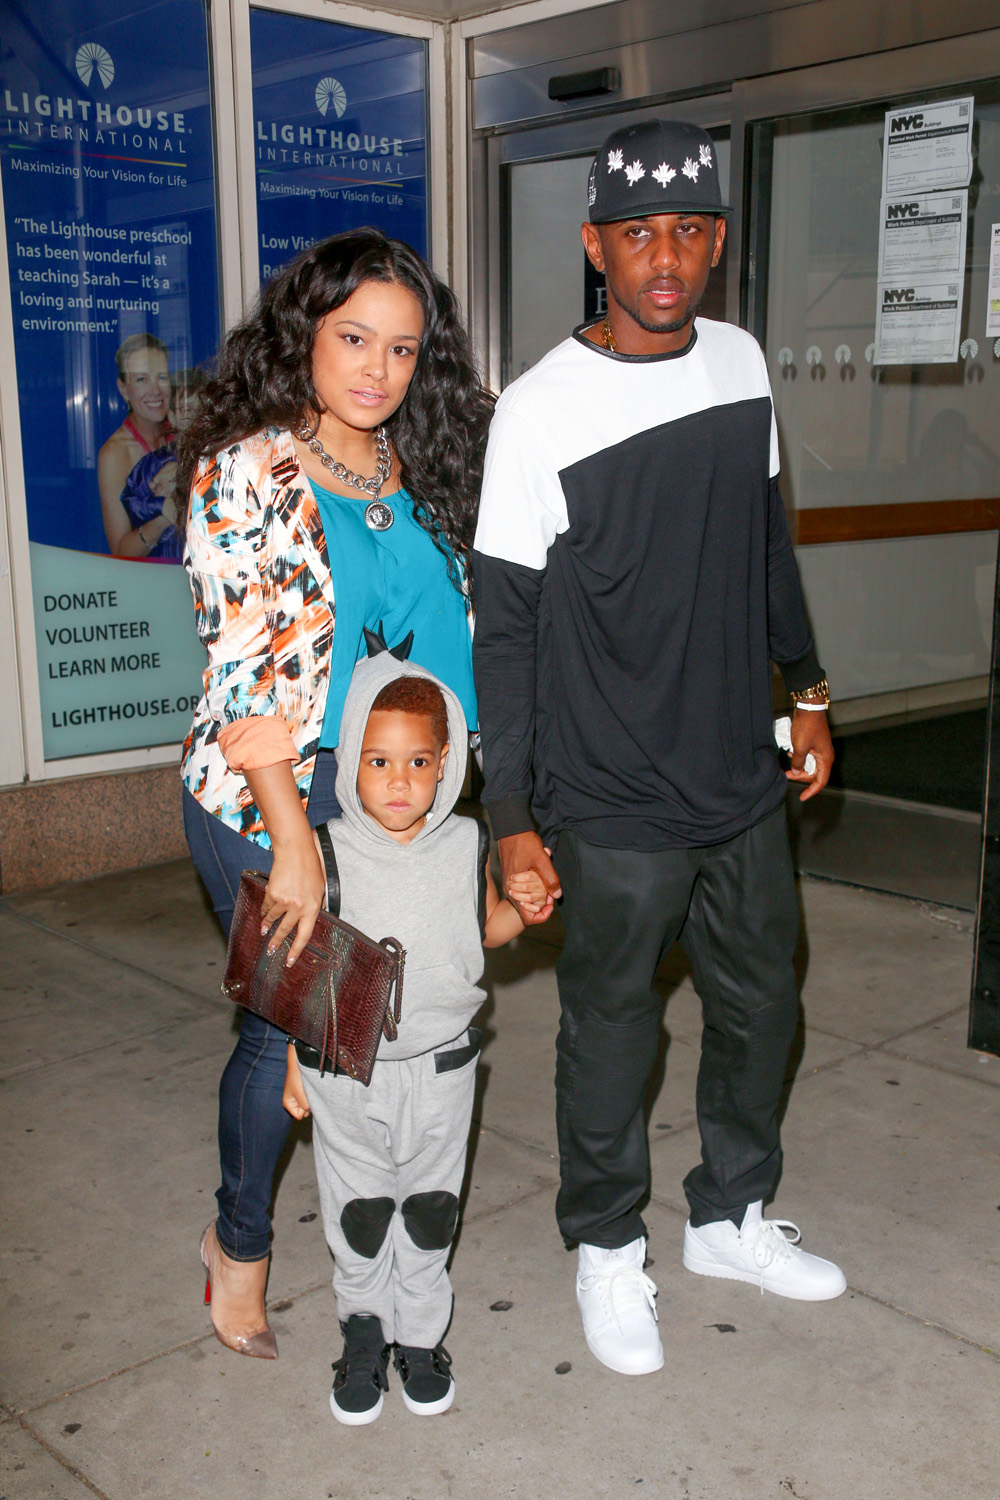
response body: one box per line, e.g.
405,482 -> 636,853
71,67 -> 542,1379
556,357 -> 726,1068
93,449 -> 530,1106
333,1341 -> 389,1393
578,1262 -> 659,1332
744,1216 -> 802,1293
393,1343 -> 452,1381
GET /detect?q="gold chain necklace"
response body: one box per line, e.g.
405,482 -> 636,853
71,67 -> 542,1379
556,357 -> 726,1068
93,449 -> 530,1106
602,316 -> 617,353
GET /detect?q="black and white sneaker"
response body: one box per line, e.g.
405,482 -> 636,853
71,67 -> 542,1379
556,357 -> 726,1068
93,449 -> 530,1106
393,1342 -> 455,1415
330,1314 -> 390,1426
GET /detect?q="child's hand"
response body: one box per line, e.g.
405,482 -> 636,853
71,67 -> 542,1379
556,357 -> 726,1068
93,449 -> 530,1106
283,1043 -> 311,1120
506,868 -> 550,915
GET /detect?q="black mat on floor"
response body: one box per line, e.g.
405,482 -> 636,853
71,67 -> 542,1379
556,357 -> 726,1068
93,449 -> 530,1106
827,708 -> 987,813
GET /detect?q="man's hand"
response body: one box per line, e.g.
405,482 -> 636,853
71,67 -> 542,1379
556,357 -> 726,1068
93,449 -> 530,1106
498,831 -> 561,925
786,708 -> 834,802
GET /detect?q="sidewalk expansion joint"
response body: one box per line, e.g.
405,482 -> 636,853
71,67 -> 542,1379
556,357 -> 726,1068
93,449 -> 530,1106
846,1286 -> 1000,1363
12,1414 -> 113,1500
475,1120 -> 560,1164
463,1180 -> 555,1228
14,1330 -> 221,1417
0,899 -> 218,1008
0,1013 -> 218,1084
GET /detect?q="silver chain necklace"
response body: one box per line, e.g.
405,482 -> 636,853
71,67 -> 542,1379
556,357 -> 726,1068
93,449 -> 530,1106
296,422 -> 395,530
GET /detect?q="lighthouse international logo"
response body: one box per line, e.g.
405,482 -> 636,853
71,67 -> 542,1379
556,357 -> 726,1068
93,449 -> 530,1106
75,42 -> 115,89
315,77 -> 347,118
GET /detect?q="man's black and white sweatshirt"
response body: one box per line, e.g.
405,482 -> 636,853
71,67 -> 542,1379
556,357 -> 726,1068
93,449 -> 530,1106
471,317 -> 823,851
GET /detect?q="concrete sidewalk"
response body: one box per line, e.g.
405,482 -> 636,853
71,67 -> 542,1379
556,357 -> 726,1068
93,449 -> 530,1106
1,852 -> 998,1500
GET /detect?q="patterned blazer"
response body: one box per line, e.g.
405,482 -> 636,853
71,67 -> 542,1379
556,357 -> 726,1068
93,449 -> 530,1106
181,426 -> 474,846
181,426 -> 342,845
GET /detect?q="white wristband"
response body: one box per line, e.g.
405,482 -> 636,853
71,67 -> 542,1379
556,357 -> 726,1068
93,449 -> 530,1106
793,700 -> 829,712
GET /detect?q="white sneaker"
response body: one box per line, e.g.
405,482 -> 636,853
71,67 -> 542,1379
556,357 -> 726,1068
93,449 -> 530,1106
683,1202 -> 846,1301
576,1237 -> 664,1375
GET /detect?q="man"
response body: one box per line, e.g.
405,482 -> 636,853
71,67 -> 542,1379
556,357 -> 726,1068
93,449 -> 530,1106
472,119 -> 846,1378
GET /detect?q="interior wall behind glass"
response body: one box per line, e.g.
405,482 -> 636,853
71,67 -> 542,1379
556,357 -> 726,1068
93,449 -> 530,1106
507,137 -> 729,384
761,92 -> 1000,700
508,155 -> 592,381
766,107 -> 1000,511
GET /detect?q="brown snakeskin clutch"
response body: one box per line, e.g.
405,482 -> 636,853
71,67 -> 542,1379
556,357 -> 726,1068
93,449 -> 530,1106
221,869 -> 404,1086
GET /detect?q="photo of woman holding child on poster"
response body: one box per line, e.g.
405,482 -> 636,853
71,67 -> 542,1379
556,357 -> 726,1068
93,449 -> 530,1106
97,334 -> 204,562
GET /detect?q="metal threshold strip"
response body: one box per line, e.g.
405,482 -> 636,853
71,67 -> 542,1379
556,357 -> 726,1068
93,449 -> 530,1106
787,786 -> 981,912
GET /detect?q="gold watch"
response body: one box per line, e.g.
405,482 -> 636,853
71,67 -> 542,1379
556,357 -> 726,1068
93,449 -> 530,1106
790,677 -> 830,707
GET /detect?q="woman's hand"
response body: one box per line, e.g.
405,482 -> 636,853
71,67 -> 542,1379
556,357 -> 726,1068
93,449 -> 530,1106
260,831 -> 327,965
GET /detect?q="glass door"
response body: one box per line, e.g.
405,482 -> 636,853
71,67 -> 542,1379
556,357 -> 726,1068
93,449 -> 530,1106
484,98 -> 732,392
504,133 -> 730,386
746,77 -> 1000,906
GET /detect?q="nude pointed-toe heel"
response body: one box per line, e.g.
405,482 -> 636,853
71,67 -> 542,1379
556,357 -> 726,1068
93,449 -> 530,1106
200,1221 -> 278,1360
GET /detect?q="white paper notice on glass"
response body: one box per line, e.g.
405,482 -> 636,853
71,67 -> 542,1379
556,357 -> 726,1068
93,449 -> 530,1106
874,280 -> 963,364
878,191 -> 968,281
882,97 -> 974,195
987,224 -> 1000,338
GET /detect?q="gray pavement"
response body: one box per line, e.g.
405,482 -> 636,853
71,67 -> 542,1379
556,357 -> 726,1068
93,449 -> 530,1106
2,852 -> 998,1500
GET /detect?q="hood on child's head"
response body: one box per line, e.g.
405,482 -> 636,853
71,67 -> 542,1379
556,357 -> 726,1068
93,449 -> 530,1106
334,649 -> 468,846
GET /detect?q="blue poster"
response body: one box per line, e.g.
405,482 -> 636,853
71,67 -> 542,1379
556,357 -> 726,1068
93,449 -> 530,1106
0,0 -> 219,757
250,9 -> 427,283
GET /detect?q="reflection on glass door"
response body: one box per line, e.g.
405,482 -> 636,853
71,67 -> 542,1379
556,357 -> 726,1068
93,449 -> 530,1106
505,134 -> 730,386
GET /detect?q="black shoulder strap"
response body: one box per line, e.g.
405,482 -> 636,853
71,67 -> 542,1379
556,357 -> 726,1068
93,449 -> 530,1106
315,822 -> 341,917
477,817 -> 490,940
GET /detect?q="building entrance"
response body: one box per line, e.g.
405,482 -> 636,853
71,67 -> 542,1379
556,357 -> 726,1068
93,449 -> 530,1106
468,21 -> 1000,912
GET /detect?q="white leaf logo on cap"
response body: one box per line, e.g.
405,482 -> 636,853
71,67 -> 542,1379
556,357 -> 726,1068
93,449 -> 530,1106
682,158 -> 700,182
607,149 -> 624,172
652,162 -> 676,187
625,159 -> 646,186
699,143 -> 713,168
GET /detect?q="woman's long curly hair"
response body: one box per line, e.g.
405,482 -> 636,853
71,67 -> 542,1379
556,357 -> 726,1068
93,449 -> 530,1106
178,229 -> 494,580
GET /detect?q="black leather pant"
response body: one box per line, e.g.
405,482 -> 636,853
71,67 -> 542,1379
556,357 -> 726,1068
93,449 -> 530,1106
554,805 -> 800,1248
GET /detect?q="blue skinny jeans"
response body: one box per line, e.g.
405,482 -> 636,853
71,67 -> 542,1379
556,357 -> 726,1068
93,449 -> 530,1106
183,753 -> 340,1262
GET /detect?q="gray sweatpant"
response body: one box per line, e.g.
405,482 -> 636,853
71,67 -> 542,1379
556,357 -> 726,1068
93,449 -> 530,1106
301,1027 -> 480,1347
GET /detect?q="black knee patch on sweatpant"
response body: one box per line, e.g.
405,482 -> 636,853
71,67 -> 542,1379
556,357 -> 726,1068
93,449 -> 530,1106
341,1196 -> 395,1259
401,1191 -> 459,1251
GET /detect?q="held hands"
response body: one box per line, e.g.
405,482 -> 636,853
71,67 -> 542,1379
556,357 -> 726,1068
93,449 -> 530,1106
498,832 -> 561,926
261,830 -> 327,966
786,707 -> 834,801
506,865 -> 553,917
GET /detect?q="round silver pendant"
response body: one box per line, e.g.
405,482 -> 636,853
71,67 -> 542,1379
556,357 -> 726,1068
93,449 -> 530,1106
365,500 -> 394,531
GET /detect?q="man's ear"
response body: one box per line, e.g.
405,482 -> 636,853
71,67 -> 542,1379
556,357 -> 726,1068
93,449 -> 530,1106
581,222 -> 606,274
437,742 -> 450,782
711,215 -> 727,268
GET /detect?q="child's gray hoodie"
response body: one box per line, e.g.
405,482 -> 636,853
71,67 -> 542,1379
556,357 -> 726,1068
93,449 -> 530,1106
330,652 -> 485,1062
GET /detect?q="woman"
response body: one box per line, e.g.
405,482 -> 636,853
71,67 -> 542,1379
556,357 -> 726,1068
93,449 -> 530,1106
98,333 -> 178,559
178,230 -> 493,1361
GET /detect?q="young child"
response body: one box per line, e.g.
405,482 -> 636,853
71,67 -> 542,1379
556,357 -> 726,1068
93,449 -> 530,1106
283,651 -> 549,1425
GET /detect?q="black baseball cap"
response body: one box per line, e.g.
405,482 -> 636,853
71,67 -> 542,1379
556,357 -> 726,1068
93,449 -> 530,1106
588,119 -> 729,224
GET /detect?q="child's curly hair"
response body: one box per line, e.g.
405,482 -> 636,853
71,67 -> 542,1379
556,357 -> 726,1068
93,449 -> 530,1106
371,676 -> 449,747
